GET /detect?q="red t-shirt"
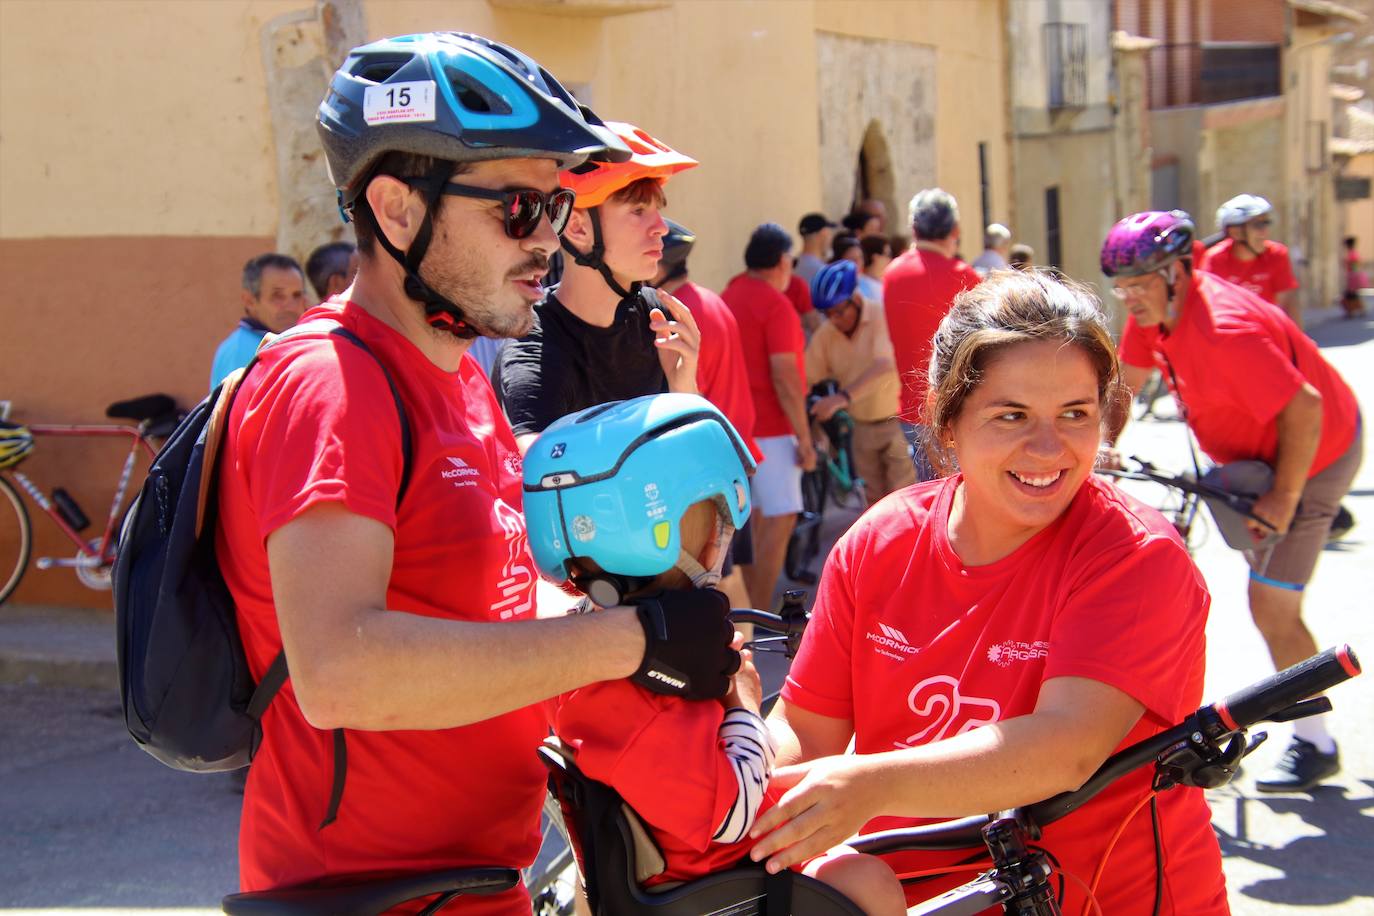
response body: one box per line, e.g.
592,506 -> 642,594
672,281 -> 763,464
784,272 -> 814,317
881,249 -> 981,421
1119,273 -> 1358,476
783,476 -> 1228,915
549,681 -> 778,885
722,274 -> 806,438
218,302 -> 546,914
1200,238 -> 1298,305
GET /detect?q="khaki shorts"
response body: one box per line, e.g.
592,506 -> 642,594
1249,424 -> 1363,588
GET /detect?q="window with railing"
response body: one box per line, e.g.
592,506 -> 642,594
1146,42 -> 1280,109
1044,22 -> 1088,110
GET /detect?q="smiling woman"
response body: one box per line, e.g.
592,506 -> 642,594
753,271 -> 1231,915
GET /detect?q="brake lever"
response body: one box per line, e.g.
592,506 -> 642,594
1155,731 -> 1251,791
1265,697 -> 1332,723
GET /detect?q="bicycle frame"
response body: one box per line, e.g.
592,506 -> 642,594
4,423 -> 157,571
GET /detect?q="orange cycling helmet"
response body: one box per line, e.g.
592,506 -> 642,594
559,122 -> 696,299
561,122 -> 696,209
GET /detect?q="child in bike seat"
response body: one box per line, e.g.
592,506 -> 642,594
523,393 -> 905,915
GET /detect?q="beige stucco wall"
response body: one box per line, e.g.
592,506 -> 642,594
0,0 -> 308,239
1201,107 -> 1287,239
811,0 -> 1010,249
1285,26 -> 1341,309
1341,153 -> 1373,268
0,0 -> 1008,606
1009,132 -> 1120,287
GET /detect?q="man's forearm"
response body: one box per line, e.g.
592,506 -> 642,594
290,605 -> 645,732
772,366 -> 811,442
843,358 -> 894,402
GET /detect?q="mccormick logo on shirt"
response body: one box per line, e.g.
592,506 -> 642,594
866,622 -> 918,660
441,455 -> 482,484
986,639 -> 1049,668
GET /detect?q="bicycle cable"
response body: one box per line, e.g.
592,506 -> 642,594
1150,796 -> 1163,916
1082,790 -> 1158,916
1058,866 -> 1105,916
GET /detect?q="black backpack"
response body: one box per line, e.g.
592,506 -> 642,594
114,324 -> 412,797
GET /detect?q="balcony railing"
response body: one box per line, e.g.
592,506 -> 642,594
1146,42 -> 1281,109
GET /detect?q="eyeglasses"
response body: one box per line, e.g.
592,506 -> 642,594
1250,218 -> 1272,229
1110,282 -> 1152,301
416,180 -> 578,239
826,294 -> 861,316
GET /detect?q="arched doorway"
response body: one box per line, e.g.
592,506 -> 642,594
852,120 -> 896,233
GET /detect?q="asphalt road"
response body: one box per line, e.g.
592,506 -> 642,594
1,313 -> 1370,914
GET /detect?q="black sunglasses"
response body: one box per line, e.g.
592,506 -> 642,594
436,182 -> 577,239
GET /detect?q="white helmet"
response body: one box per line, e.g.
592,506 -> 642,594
1216,194 -> 1272,231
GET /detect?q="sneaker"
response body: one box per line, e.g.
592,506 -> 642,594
1329,504 -> 1355,542
1254,738 -> 1340,793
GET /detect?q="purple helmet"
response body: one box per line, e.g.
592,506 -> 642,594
1100,210 -> 1195,278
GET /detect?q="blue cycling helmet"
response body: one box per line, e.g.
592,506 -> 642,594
523,394 -> 755,605
318,32 -> 629,208
811,259 -> 859,311
316,32 -> 631,341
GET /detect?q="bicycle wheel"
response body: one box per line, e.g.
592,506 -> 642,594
0,476 -> 33,606
524,792 -> 580,916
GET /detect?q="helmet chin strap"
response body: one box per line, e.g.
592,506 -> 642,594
369,163 -> 479,340
560,206 -> 642,301
671,517 -> 735,589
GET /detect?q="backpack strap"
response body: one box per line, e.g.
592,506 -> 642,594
325,326 -> 413,507
229,320 -> 415,831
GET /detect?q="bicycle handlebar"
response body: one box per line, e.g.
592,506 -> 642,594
850,645 -> 1361,857
1213,644 -> 1359,731
727,608 -> 808,635
1099,459 -> 1275,529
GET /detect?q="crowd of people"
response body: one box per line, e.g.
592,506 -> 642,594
203,30 -> 1363,916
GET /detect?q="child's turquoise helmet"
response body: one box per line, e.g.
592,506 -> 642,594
523,394 -> 755,602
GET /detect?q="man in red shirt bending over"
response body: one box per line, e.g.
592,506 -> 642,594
723,223 -> 816,610
1201,194 -> 1300,324
1104,211 -> 1361,794
216,33 -> 739,913
881,188 -> 981,480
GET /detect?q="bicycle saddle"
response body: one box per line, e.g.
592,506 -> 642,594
220,866 -> 519,915
106,394 -> 178,423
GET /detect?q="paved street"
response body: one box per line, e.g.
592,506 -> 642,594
0,312 -> 1370,914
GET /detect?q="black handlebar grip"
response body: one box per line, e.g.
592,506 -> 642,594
1214,645 -> 1361,731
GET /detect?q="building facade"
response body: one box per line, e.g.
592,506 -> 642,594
0,0 -> 1009,607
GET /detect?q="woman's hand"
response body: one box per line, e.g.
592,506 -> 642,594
748,754 -> 886,873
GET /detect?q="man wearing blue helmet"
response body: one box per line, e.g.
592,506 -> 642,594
214,33 -> 739,908
524,394 -> 907,914
806,260 -> 911,505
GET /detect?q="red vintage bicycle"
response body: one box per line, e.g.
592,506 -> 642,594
0,394 -> 181,606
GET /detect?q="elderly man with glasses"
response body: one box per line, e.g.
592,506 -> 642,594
805,259 -> 913,505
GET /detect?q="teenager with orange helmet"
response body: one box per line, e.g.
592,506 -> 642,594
494,121 -> 704,452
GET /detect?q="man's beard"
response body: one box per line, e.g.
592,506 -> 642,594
418,246 -> 547,340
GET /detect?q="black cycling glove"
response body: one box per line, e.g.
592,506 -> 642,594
629,587 -> 740,700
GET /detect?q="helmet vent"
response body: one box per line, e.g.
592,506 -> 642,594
353,58 -> 408,84
447,70 -> 512,116
539,68 -> 575,105
575,400 -> 626,423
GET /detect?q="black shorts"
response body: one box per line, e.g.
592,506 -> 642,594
721,517 -> 754,577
